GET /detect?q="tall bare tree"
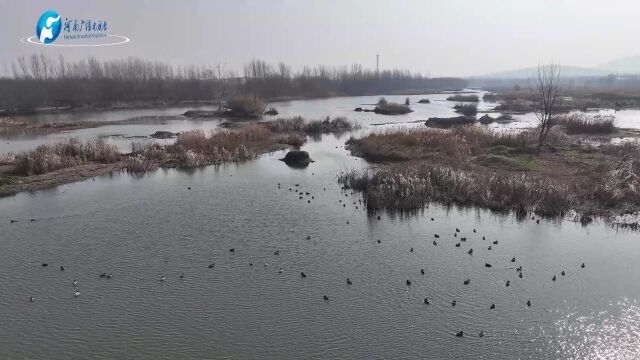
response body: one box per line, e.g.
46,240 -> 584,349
529,63 -> 561,150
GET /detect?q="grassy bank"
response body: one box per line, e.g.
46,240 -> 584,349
342,125 -> 640,222
0,116 -> 359,196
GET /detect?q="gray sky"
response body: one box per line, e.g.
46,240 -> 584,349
1,0 -> 638,77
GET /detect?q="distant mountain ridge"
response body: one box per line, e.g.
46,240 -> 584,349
474,66 -> 610,79
598,55 -> 640,74
474,55 -> 640,79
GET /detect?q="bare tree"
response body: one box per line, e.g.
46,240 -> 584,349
529,63 -> 561,150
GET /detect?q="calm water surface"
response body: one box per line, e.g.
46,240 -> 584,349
1,94 -> 640,359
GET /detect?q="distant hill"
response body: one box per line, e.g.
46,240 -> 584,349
475,65 -> 611,79
598,55 -> 640,74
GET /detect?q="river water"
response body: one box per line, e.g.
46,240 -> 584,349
2,93 -> 640,359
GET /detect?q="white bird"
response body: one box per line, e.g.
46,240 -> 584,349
74,291 -> 80,297
264,262 -> 269,267
72,280 -> 78,287
279,268 -> 284,274
160,275 -> 166,281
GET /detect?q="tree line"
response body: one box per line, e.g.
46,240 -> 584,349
0,54 -> 466,112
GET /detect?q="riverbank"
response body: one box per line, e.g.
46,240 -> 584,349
341,124 -> 640,223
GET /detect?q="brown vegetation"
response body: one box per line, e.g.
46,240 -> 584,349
0,116 -> 360,195
446,94 -> 479,102
557,113 -> 615,134
343,125 -> 640,221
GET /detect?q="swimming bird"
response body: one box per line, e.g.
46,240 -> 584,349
511,257 -> 516,262
473,229 -> 477,233
160,275 -> 166,281
229,248 -> 235,252
581,263 -> 585,268
516,266 -> 522,272
300,272 -> 307,278
492,240 -> 498,245
100,273 -> 106,278
60,266 -> 65,271
264,262 -> 269,267
347,278 -> 352,285
434,234 -> 440,238
433,240 -> 437,245
455,243 -> 461,247
488,246 -> 492,250
552,275 -> 556,281
454,233 -> 457,238
377,216 -> 381,220
460,237 -> 467,242
468,249 -> 473,255
452,299 -> 457,306
187,187 -> 191,190
490,304 -> 495,309
323,295 -> 329,301
456,228 -> 460,232
420,269 -> 425,275
424,298 -> 430,304
464,279 -> 470,285
456,331 -> 464,337
406,280 -> 412,286
179,273 -> 184,279
306,236 -> 311,240
485,263 -> 492,268
279,268 -> 283,274
410,248 -> 414,252
249,262 -> 254,266
72,280 -> 78,287
29,296 -> 34,302
208,263 -> 215,269
506,281 -> 510,287
10,219 -> 17,223
479,330 -> 484,337
519,272 -> 523,278
536,220 -> 540,224
42,263 -> 48,267
74,291 -> 80,297
273,250 -> 280,256
561,271 -> 565,276
527,300 -> 531,307
107,273 -> 113,279
482,236 -> 485,240
430,218 -> 434,221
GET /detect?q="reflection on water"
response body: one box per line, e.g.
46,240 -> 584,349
552,299 -> 640,359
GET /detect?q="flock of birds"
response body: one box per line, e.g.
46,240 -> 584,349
24,177 -> 588,340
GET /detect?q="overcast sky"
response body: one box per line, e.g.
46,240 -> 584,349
0,0 -> 638,77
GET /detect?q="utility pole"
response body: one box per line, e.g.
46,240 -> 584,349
376,54 -> 379,76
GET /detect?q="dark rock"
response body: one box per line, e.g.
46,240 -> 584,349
354,107 -> 363,112
479,114 -> 495,125
425,116 -> 476,128
183,110 -> 222,118
150,130 -> 177,139
264,108 -> 278,116
280,150 -> 314,168
417,99 -> 431,104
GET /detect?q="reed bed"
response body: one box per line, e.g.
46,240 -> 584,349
14,138 -> 120,175
339,164 -> 571,216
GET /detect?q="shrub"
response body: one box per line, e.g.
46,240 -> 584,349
446,94 -> 479,102
454,103 -> 478,116
226,95 -> 266,117
559,113 -> 615,134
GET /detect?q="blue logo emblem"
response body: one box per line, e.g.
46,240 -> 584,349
36,10 -> 62,44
